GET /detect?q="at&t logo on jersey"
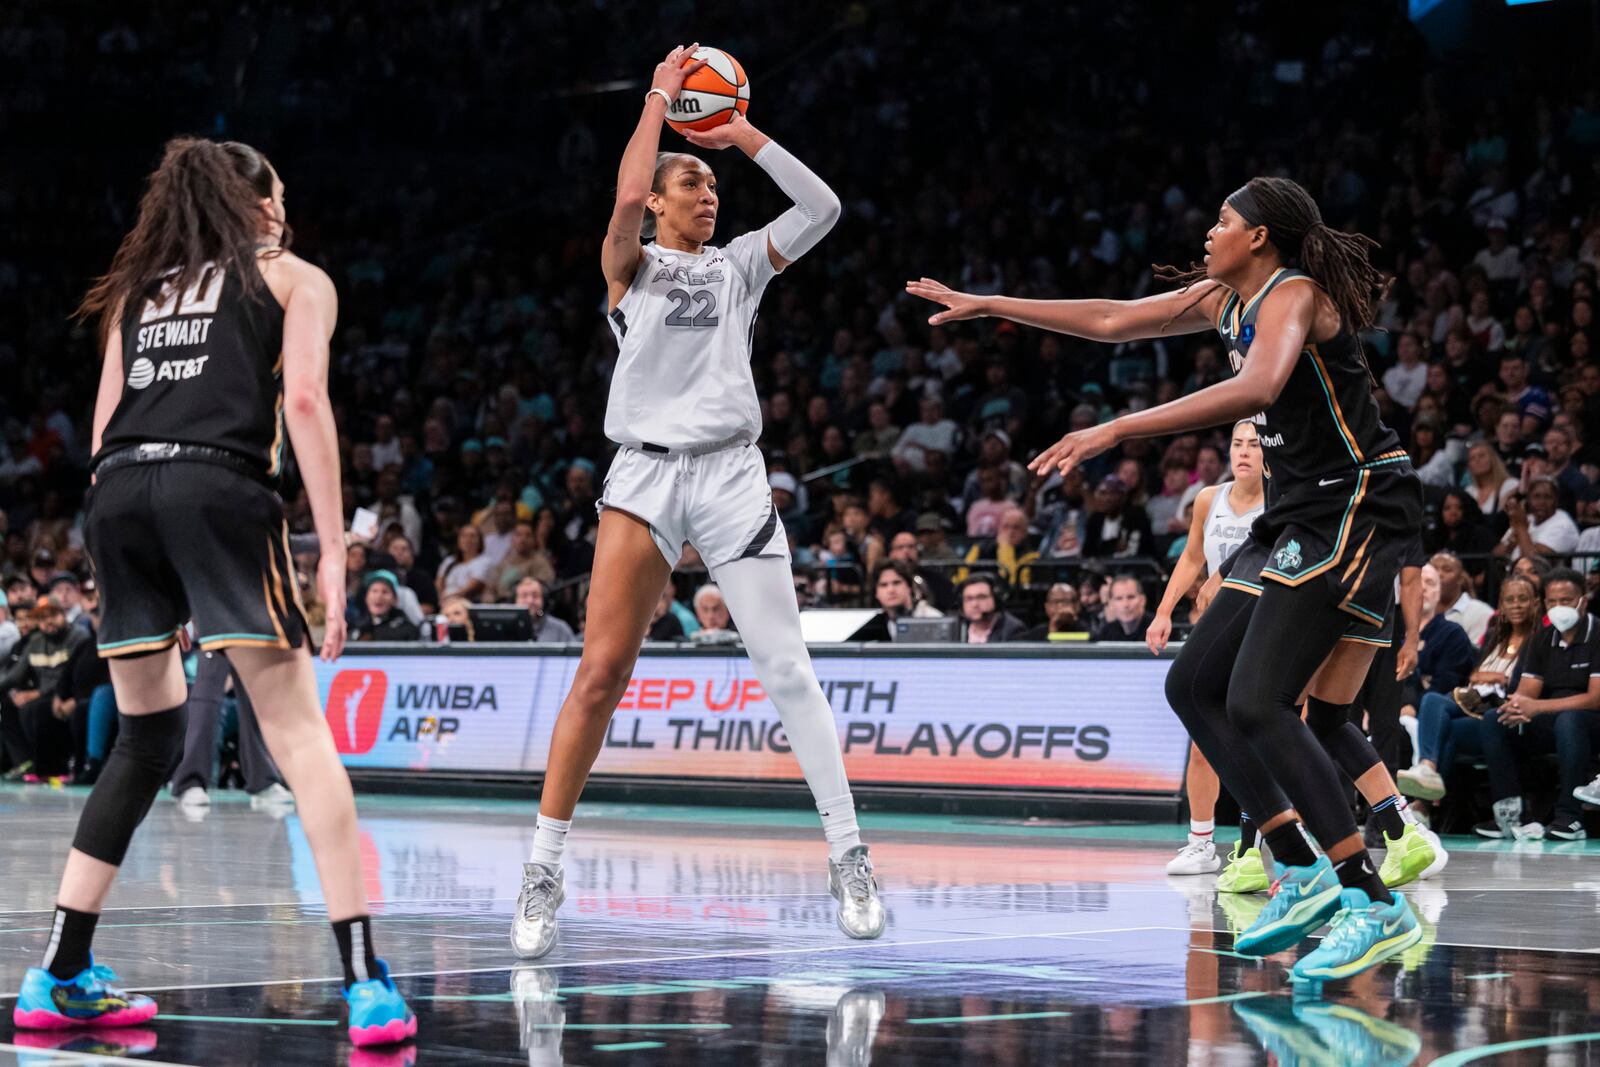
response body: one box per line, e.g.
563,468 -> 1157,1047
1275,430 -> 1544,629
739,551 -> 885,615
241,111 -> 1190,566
327,669 -> 389,755
127,355 -> 210,390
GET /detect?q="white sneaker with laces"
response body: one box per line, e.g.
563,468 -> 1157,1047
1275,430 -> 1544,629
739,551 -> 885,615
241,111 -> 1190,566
1166,837 -> 1221,875
176,786 -> 210,809
828,845 -> 887,939
511,862 -> 565,959
1575,774 -> 1600,808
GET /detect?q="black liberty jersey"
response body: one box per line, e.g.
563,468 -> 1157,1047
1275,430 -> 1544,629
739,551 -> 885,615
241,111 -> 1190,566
100,263 -> 287,478
1216,268 -> 1404,489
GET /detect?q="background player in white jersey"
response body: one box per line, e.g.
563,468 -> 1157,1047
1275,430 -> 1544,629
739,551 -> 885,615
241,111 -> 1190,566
1147,422 -> 1264,881
510,45 -> 884,959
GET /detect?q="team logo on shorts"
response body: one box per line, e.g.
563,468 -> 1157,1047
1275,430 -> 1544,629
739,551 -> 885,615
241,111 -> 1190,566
1274,539 -> 1303,571
327,670 -> 388,754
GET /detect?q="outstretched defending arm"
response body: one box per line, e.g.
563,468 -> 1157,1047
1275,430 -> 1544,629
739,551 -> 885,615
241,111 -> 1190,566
905,277 -> 1229,342
1030,282 -> 1317,476
680,113 -> 841,272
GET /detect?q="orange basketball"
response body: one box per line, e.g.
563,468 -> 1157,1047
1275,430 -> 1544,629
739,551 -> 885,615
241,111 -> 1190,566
665,46 -> 750,134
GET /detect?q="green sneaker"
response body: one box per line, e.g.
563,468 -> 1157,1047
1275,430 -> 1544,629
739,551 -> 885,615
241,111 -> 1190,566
1217,843 -> 1269,894
1379,824 -> 1437,889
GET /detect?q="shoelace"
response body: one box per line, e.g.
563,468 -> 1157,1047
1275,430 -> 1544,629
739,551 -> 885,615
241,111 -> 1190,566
1178,841 -> 1211,858
840,856 -> 875,904
1319,907 -> 1372,952
521,873 -> 559,922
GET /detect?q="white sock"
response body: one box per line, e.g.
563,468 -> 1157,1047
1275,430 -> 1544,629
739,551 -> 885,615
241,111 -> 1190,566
530,814 -> 571,869
818,793 -> 861,863
1397,797 -> 1420,827
1189,819 -> 1215,844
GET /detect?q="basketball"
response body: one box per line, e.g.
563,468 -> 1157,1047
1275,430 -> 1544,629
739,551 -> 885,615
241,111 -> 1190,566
665,46 -> 749,135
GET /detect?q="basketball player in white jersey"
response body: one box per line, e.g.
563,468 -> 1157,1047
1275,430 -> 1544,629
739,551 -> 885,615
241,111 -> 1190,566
1147,422 -> 1265,882
509,45 -> 884,959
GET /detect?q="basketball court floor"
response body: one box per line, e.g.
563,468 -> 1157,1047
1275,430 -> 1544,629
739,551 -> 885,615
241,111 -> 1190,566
1,785 -> 1597,1065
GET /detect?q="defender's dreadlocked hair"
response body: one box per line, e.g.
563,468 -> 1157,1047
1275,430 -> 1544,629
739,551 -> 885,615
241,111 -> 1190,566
1153,176 -> 1388,337
76,138 -> 288,344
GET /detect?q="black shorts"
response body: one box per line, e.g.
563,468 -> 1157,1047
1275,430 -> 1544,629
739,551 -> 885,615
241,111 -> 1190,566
1250,461 -> 1422,630
1219,532 -> 1394,646
85,460 -> 307,658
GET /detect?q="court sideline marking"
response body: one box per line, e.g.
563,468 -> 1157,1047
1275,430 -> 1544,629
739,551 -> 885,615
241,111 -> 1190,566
0,925 -> 1169,1001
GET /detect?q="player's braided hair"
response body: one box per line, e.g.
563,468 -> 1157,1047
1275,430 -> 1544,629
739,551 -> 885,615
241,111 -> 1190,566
77,138 -> 287,343
1153,176 -> 1388,337
640,152 -> 701,240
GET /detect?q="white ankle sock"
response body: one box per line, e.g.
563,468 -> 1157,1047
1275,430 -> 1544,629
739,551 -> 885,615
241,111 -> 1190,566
530,814 -> 572,869
1189,819 -> 1215,842
818,794 -> 861,863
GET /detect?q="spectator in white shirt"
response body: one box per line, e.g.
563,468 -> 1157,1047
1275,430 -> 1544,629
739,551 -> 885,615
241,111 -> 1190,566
370,414 -> 403,471
436,525 -> 497,601
1382,331 -> 1428,410
1472,217 -> 1521,283
892,394 -> 960,473
1430,550 -> 1493,646
1497,477 -> 1578,562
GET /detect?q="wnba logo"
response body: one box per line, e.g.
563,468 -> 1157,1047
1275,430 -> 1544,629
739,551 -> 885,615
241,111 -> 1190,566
327,670 -> 388,754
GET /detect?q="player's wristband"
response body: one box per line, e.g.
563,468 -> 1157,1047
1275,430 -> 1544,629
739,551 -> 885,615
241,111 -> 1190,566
645,88 -> 672,108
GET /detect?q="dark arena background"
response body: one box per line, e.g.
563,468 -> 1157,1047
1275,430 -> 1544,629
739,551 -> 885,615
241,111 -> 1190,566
4,1 -> 1600,1064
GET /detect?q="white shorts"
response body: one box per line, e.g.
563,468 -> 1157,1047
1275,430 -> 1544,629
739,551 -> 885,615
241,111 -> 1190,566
599,444 -> 790,570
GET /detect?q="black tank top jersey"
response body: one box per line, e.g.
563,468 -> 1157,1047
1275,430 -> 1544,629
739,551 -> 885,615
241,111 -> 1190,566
100,263 -> 287,478
1215,267 -> 1405,490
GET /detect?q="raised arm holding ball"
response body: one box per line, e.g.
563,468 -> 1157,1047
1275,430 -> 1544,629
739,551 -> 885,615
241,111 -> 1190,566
511,44 -> 884,962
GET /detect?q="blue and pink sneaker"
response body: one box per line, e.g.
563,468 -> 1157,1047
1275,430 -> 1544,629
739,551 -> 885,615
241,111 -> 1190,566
345,958 -> 417,1047
13,960 -> 158,1030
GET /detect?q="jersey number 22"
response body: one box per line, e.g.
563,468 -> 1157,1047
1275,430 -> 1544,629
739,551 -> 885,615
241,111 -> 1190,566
664,288 -> 719,328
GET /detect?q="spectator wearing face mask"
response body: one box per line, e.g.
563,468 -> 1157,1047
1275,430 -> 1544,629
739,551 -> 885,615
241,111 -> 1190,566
1476,568 -> 1600,841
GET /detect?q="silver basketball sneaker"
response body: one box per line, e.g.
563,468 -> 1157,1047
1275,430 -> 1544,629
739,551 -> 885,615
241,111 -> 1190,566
511,862 -> 565,959
828,845 -> 886,939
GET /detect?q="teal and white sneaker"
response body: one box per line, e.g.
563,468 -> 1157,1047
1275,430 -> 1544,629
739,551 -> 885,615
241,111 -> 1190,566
1292,998 -> 1422,1065
13,960 -> 158,1030
1291,889 -> 1422,982
1233,996 -> 1339,1067
344,958 -> 417,1047
1233,856 -> 1342,957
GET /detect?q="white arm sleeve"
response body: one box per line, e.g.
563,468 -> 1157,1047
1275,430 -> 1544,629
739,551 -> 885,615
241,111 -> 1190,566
753,140 -> 842,262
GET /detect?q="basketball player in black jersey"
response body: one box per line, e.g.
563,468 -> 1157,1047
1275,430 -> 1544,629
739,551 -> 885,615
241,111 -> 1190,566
910,177 -> 1424,983
12,139 -> 415,1046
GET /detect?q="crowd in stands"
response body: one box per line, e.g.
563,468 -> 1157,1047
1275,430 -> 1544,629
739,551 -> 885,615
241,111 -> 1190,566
2,2 -> 1599,827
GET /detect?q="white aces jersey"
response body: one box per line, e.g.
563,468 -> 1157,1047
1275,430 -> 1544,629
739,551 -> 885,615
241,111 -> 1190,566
604,231 -> 777,451
1202,481 -> 1264,576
